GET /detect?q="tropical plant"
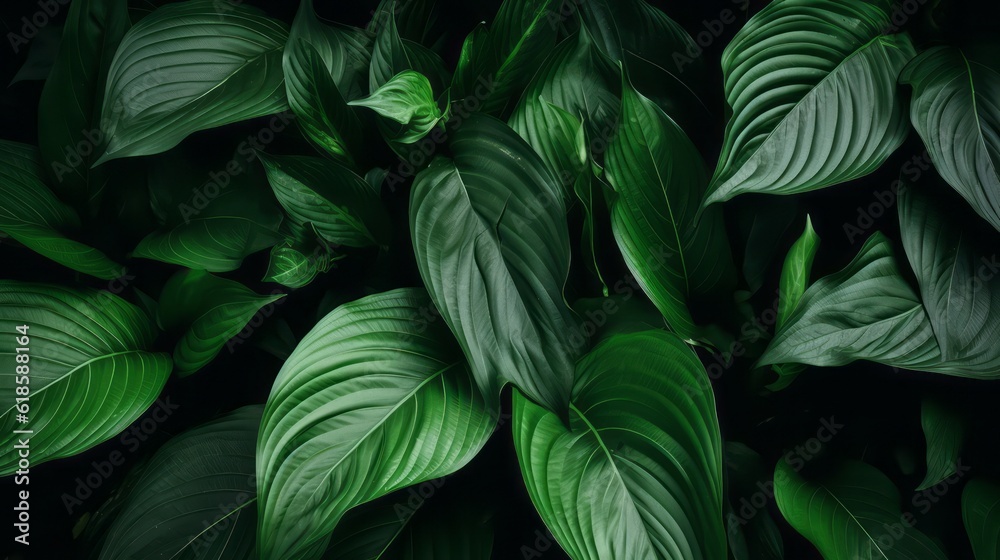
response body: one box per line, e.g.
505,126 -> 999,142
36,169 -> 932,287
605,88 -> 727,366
2,0 -> 999,558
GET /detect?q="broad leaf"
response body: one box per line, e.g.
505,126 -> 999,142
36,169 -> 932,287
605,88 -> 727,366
132,188 -> 282,272
509,28 -> 620,161
158,270 -> 285,377
38,0 -> 129,205
410,114 -> 578,416
349,70 -> 444,144
705,0 -> 915,205
0,140 -> 123,279
917,397 -> 964,491
263,241 -> 337,289
897,177 -> 1000,377
367,0 -> 437,44
283,0 -> 368,162
604,74 -> 736,341
514,330 -> 726,560
369,9 -> 448,95
963,478 -> 1000,560
758,233 -> 942,373
95,0 -> 289,164
256,288 -> 494,560
0,281 -> 171,475
97,406 -> 262,560
899,46 -> 1000,232
258,153 -> 391,248
774,460 -> 948,559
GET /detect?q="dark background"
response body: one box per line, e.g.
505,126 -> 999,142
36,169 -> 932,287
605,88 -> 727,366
1,0 -> 998,558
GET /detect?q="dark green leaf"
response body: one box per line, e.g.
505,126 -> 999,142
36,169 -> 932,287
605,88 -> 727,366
963,478 -> 1000,560
917,397 -> 964,491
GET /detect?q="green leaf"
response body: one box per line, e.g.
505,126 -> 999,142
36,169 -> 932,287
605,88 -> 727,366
774,460 -> 948,560
97,406 -> 261,560
0,140 -> 123,279
705,0 -> 915,205
157,270 -> 285,377
509,28 -> 620,160
10,25 -> 61,85
369,9 -> 448,94
263,241 -> 337,289
478,0 -> 558,115
898,186 -> 1000,377
758,233 -> 942,372
736,197 -> 800,294
725,442 -> 784,560
513,330 -> 726,560
258,152 -> 391,248
367,0 -> 437,44
410,114 -> 578,416
325,490 -> 494,560
776,216 -> 820,328
38,0 -> 129,205
0,281 -> 171,475
604,73 -> 736,341
917,397 -> 964,491
95,0 -> 289,164
899,46 -> 1000,232
256,288 -> 494,560
349,70 -> 444,144
963,478 -> 1000,560
283,0 -> 368,163
132,209 -> 283,273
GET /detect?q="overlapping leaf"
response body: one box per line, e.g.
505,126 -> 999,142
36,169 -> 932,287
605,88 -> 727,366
96,0 -> 289,163
97,406 -> 262,560
514,330 -> 725,560
258,153 -> 390,248
410,114 -> 578,416
0,281 -> 171,475
774,460 -> 948,559
158,270 -> 285,377
0,140 -> 122,279
283,0 -> 368,163
963,478 -> 1000,560
705,0 -> 915,205
917,397 -> 964,491
256,289 -> 494,560
899,46 -> 1000,232
349,70 -> 445,144
604,75 -> 736,341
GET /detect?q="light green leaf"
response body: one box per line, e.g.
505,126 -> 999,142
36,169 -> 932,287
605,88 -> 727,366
899,46 -> 1000,232
963,478 -> 1000,560
0,140 -> 123,279
283,0 -> 367,162
604,73 -> 736,341
514,330 -> 726,560
263,241 -> 336,289
0,281 -> 171,475
758,233 -> 942,372
95,0 -> 289,164
349,70 -> 444,144
258,153 -> 391,248
705,0 -> 915,205
774,460 -> 948,560
97,406 -> 261,560
256,288 -> 494,560
776,215 -> 820,328
158,270 -> 284,377
38,0 -> 129,205
410,114 -> 578,416
917,397 -> 964,491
